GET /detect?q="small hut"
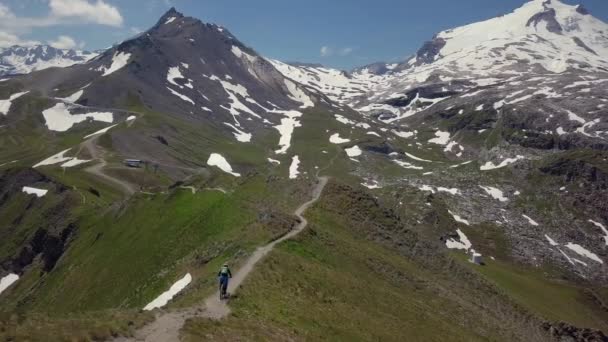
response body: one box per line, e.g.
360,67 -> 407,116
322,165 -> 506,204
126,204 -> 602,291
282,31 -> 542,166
124,159 -> 144,168
469,250 -> 483,265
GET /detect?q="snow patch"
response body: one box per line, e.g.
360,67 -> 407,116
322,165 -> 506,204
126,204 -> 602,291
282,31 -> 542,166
545,235 -> 559,246
34,149 -> 72,168
404,152 -> 432,162
449,211 -> 470,226
0,91 -> 29,115
393,159 -> 424,170
450,160 -> 473,168
207,153 -> 240,177
231,46 -> 257,63
167,87 -> 195,105
289,155 -> 300,179
59,90 -> 83,103
329,133 -> 350,144
334,114 -> 355,125
60,158 -> 90,168
274,110 -> 302,154
588,220 -> 608,246
209,75 -> 263,120
361,179 -> 381,189
428,131 -> 451,145
224,123 -> 252,142
42,103 -> 113,132
479,185 -> 508,202
564,243 -> 603,264
480,155 -> 524,171
83,124 -> 118,139
345,145 -> 362,157
167,67 -> 192,89
522,214 -> 539,226
22,186 -> 48,197
418,185 -> 435,193
393,130 -> 416,138
566,110 -> 586,124
101,52 -> 131,77
0,273 -> 19,295
438,187 -> 460,195
446,229 -> 472,249
143,273 -> 192,311
284,79 -> 313,109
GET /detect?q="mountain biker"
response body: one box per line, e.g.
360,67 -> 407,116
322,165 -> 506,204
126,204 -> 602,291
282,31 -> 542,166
218,263 -> 232,299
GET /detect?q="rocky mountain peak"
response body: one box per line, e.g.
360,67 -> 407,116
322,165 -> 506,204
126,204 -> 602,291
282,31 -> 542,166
157,7 -> 185,25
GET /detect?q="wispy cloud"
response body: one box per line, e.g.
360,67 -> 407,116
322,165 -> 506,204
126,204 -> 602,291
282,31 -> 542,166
339,47 -> 354,56
320,46 -> 332,57
320,45 -> 355,57
130,27 -> 144,35
48,0 -> 123,27
0,0 -> 123,48
0,31 -> 40,48
48,35 -> 82,49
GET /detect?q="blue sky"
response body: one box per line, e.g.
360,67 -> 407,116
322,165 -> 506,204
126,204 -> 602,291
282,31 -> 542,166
1,0 -> 607,70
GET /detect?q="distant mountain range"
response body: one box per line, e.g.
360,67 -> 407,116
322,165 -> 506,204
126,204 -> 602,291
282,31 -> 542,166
0,45 -> 98,77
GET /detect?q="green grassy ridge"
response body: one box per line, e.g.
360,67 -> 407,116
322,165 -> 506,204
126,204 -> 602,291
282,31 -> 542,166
182,180 -> 548,341
5,183 -> 249,313
0,168 -> 318,313
0,171 -> 81,265
184,178 -> 608,341
0,309 -> 153,342
436,197 -> 608,331
0,94 -> 132,168
423,182 -> 608,331
463,255 -> 608,331
183,214 -> 490,342
1,96 -> 355,315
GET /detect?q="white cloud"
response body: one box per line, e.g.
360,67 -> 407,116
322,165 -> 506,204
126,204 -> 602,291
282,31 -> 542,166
129,27 -> 143,35
48,35 -> 78,49
320,46 -> 332,57
0,3 -> 15,20
0,31 -> 40,48
49,0 -> 123,27
0,1 -> 123,30
320,46 -> 354,57
339,47 -> 354,56
0,1 -> 123,49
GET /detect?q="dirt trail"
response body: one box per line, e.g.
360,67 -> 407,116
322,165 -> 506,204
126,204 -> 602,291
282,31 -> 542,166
82,135 -> 137,195
112,176 -> 329,342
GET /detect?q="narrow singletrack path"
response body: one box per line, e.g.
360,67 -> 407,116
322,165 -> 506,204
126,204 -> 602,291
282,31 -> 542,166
82,134 -> 137,195
112,176 -> 329,342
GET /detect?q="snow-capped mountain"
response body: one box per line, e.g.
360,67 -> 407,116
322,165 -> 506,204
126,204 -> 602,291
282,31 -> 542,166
267,0 -> 608,283
2,8 -> 343,176
0,45 -> 98,77
269,59 -> 385,105
271,0 -> 608,134
409,0 -> 608,73
274,0 -> 608,103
